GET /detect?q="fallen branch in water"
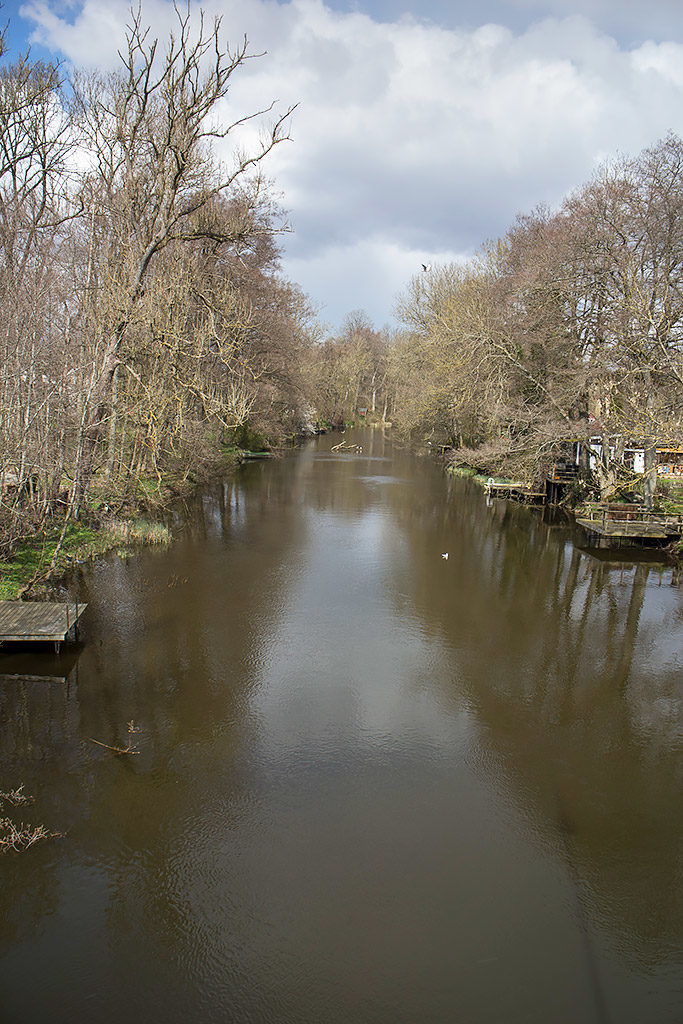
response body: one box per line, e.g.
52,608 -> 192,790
0,785 -> 64,854
0,818 -> 65,853
0,784 -> 33,807
331,440 -> 363,453
89,720 -> 141,756
89,738 -> 140,755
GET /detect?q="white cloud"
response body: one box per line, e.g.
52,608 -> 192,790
284,236 -> 465,329
632,40 -> 683,88
19,0 -> 683,329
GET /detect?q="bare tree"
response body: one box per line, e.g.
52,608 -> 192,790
69,2 -> 295,506
392,137 -> 683,492
0,29 -> 75,553
0,3 -> 323,571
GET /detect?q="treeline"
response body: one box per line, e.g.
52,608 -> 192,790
308,135 -> 683,501
4,1 -> 683,574
304,310 -> 396,426
391,134 -> 683,497
0,6 -> 316,559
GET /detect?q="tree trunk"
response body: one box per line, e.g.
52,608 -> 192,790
105,364 -> 119,479
643,374 -> 657,511
643,444 -> 657,510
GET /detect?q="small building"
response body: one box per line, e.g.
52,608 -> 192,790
656,445 -> 683,477
574,437 -> 683,478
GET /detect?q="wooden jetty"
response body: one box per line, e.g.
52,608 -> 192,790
576,505 -> 682,548
0,602 -> 87,649
545,463 -> 580,504
486,481 -> 546,504
485,464 -> 578,506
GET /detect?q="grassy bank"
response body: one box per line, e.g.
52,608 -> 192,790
0,519 -> 171,600
447,464 -> 507,487
1,444 -> 247,599
1,523 -> 106,600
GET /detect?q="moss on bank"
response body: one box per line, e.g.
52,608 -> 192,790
233,423 -> 269,453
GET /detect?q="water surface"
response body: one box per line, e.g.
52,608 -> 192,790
1,430 -> 681,1023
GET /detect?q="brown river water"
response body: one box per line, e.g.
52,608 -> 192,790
0,429 -> 681,1024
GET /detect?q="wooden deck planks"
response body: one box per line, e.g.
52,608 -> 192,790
575,518 -> 674,540
0,602 -> 87,642
0,673 -> 69,684
487,482 -> 546,504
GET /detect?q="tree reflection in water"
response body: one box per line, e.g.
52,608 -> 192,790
0,432 -> 680,1024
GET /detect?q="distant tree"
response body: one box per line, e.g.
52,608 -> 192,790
306,310 -> 393,424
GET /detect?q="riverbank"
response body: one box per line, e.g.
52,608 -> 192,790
0,445 -> 247,600
447,461 -> 683,565
0,517 -> 172,601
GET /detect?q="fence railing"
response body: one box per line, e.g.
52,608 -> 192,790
580,503 -> 682,530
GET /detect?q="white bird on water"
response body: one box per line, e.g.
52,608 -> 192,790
441,552 -> 448,560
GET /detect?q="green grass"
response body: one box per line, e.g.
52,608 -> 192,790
448,464 -> 504,487
0,523 -> 107,599
103,518 -> 171,546
448,465 -> 478,478
0,518 -> 171,599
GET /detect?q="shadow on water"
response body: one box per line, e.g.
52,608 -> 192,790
0,429 -> 680,1024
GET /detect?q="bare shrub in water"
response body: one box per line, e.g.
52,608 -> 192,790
0,787 -> 64,853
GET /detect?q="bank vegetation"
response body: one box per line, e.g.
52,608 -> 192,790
4,3 -> 683,589
318,134 -> 683,514
0,5 -> 318,585
391,134 -> 683,508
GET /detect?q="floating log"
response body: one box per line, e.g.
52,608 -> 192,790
88,737 -> 140,756
331,441 -> 363,454
237,450 -> 273,462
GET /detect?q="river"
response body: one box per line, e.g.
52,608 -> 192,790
0,429 -> 681,1024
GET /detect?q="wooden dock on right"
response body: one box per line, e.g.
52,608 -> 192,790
575,506 -> 682,548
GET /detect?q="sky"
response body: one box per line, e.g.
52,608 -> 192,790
4,0 -> 683,332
